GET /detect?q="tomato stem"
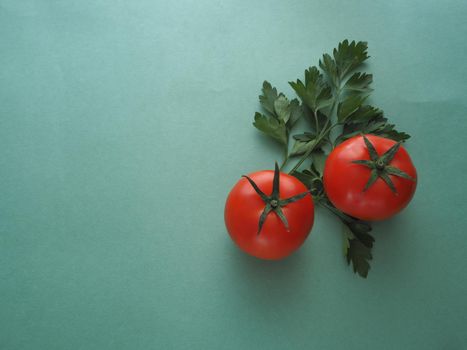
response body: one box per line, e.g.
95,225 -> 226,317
352,135 -> 415,194
243,162 -> 311,234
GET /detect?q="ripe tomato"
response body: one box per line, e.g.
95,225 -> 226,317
225,168 -> 314,260
323,134 -> 417,221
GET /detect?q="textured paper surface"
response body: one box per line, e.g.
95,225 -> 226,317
1,1 -> 467,349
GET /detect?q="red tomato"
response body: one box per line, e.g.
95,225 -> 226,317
225,170 -> 314,260
323,134 -> 417,221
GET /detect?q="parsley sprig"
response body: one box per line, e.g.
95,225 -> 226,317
252,40 -> 410,278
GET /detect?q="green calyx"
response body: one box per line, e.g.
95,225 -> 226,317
352,135 -> 415,194
242,162 -> 311,235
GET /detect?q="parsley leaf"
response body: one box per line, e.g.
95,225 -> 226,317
289,132 -> 326,157
273,95 -> 291,123
292,132 -> 317,142
288,98 -> 304,126
333,40 -> 370,80
344,236 -> 373,278
253,112 -> 287,145
311,150 -> 326,175
337,95 -> 368,123
290,139 -> 315,157
319,40 -> 369,89
343,220 -> 374,278
255,81 -> 304,128
344,72 -> 373,93
291,168 -> 324,197
339,114 -> 410,143
319,54 -> 339,88
291,169 -> 315,188
259,81 -> 278,115
289,66 -> 333,117
346,105 -> 383,124
254,81 -> 305,167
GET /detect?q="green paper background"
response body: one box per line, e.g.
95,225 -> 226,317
1,1 -> 467,349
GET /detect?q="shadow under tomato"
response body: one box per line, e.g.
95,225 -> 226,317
225,239 -> 315,313
372,210 -> 417,280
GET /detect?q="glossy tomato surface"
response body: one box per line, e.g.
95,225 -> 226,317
225,170 -> 314,260
323,135 -> 417,221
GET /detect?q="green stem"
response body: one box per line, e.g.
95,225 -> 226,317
287,122 -> 342,175
313,110 -> 319,132
287,79 -> 344,175
328,123 -> 342,133
317,198 -> 352,223
288,125 -> 331,174
279,147 -> 289,171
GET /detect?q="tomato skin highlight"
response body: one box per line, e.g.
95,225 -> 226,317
323,135 -> 417,221
225,170 -> 314,260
